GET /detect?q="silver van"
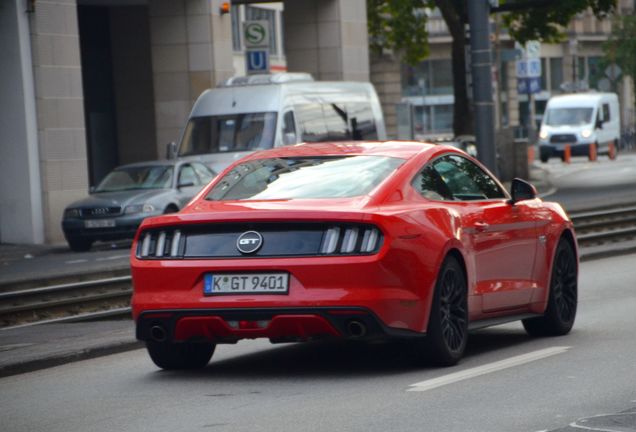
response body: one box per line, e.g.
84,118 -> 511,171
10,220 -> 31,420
175,73 -> 386,174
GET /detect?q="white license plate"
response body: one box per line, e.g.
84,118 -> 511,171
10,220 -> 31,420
84,219 -> 115,228
203,273 -> 289,295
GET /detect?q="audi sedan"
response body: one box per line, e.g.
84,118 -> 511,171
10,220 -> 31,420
130,141 -> 578,369
62,160 -> 214,251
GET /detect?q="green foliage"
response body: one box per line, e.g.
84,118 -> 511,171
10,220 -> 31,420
602,14 -> 636,88
367,0 -> 432,65
503,0 -> 616,44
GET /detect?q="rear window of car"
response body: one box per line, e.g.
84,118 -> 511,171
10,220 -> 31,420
205,156 -> 403,201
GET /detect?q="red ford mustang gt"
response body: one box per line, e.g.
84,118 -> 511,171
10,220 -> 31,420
130,141 -> 578,369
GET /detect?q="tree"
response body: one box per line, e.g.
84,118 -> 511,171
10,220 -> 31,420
368,0 -> 617,136
602,15 -> 636,112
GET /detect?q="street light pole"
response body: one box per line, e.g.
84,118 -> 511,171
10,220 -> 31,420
468,0 -> 498,175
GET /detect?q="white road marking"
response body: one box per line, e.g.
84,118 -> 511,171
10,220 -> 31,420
95,254 -> 129,261
65,259 -> 88,264
407,346 -> 571,392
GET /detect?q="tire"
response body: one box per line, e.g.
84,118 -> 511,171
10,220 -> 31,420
523,239 -> 577,337
415,256 -> 468,366
146,341 -> 215,370
67,237 -> 93,252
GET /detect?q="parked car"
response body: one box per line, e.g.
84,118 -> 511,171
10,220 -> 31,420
539,92 -> 620,162
131,141 -> 578,370
62,160 -> 214,251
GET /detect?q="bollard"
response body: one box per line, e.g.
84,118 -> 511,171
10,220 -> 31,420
588,143 -> 597,161
563,144 -> 571,164
609,141 -> 616,160
527,146 -> 535,164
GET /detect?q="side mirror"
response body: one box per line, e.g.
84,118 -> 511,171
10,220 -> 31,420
509,178 -> 537,204
166,141 -> 177,159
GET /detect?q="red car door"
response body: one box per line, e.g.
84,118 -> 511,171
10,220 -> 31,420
427,154 -> 539,313
465,200 -> 539,312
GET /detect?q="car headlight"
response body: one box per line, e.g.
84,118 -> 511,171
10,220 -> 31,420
581,129 -> 592,138
539,129 -> 548,140
124,204 -> 156,214
64,208 -> 81,219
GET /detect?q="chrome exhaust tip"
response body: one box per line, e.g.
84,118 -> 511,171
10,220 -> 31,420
347,320 -> 367,338
150,325 -> 167,342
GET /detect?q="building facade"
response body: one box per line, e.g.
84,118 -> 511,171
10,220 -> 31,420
0,0 -> 369,245
373,1 -> 636,140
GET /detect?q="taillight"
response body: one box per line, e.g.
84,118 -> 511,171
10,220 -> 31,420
137,229 -> 183,259
319,225 -> 382,255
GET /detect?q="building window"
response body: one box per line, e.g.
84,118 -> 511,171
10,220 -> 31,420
549,58 -> 563,92
401,59 -> 454,97
231,5 -> 241,52
245,6 -> 278,55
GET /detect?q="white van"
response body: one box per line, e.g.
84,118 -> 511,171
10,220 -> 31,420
538,93 -> 620,162
175,73 -> 386,174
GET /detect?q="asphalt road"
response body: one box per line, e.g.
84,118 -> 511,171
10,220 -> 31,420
539,152 -> 636,212
1,253 -> 635,432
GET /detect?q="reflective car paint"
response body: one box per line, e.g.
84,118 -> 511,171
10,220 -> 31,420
130,141 -> 577,342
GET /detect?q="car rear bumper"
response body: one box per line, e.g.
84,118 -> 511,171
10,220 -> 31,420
136,307 -> 424,344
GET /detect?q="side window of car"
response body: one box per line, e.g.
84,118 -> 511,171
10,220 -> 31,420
432,155 -> 506,201
282,111 -> 297,145
602,103 -> 610,121
179,165 -> 199,187
192,163 -> 214,184
412,165 -> 454,201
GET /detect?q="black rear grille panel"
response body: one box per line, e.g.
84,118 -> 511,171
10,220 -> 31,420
550,134 -> 577,143
137,222 -> 383,259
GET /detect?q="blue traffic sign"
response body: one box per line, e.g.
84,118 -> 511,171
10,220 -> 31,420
517,77 -> 541,94
246,49 -> 269,75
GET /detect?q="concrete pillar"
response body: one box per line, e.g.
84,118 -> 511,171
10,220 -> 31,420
284,0 -> 370,82
29,0 -> 89,243
149,0 -> 234,154
0,0 -> 44,244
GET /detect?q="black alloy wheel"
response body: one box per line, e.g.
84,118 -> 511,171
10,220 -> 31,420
416,256 -> 468,366
146,341 -> 216,370
523,239 -> 577,336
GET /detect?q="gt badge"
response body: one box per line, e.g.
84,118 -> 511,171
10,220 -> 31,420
236,231 -> 263,254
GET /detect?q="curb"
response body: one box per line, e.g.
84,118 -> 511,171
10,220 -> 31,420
0,340 -> 143,378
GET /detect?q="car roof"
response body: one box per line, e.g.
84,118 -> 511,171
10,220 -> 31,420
241,141 -> 437,162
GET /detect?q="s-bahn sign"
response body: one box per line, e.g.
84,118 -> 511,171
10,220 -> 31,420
243,21 -> 269,48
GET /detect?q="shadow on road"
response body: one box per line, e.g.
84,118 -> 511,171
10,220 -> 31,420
145,326 -> 538,380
